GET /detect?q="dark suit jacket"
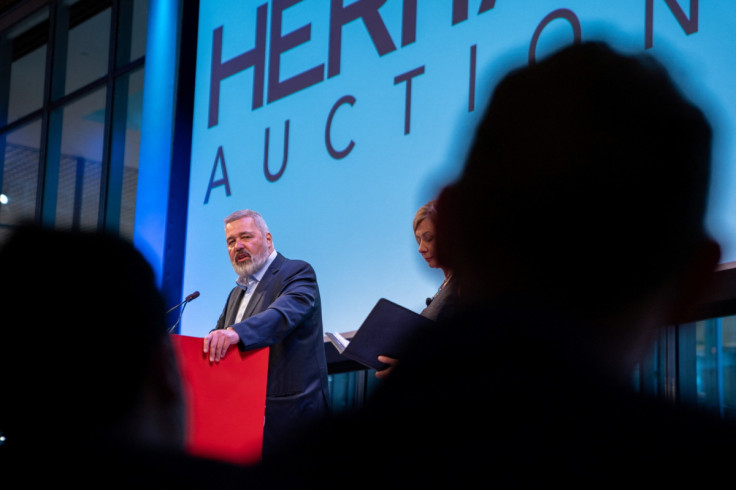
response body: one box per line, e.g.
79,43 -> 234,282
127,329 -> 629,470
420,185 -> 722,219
215,253 -> 330,459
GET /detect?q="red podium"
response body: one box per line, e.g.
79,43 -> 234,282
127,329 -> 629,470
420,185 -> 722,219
169,334 -> 269,465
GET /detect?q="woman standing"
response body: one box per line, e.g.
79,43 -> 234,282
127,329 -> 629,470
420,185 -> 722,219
413,200 -> 456,321
375,200 -> 457,378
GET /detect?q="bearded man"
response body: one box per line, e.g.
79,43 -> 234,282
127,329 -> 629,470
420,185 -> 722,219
203,209 -> 330,461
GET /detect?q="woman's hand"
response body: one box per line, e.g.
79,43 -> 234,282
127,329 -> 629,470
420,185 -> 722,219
375,355 -> 399,379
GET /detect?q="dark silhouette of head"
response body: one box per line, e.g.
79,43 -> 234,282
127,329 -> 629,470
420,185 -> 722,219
436,41 -> 719,327
0,225 -> 184,451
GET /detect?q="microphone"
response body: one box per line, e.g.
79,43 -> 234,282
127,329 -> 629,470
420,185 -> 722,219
166,291 -> 200,314
167,291 -> 200,333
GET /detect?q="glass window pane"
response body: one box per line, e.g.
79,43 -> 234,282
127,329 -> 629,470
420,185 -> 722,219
0,119 -> 42,226
723,316 -> 736,420
695,317 -> 736,420
59,0 -> 112,97
1,8 -> 49,125
113,67 -> 143,239
696,319 -> 718,411
48,87 -> 106,230
116,0 -> 148,67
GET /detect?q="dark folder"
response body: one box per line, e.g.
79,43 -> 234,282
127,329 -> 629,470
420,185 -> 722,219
326,298 -> 435,371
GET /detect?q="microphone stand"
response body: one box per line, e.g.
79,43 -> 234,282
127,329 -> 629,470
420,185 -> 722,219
168,301 -> 190,333
167,292 -> 199,333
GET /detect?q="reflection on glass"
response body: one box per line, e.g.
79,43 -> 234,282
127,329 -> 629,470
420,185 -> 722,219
1,8 -> 49,124
0,119 -> 42,225
60,0 -> 112,97
723,317 -> 736,419
116,0 -> 148,67
49,87 -> 106,230
696,316 -> 736,421
113,67 -> 143,239
696,319 -> 718,412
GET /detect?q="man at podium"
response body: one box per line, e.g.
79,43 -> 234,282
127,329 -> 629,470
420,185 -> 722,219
203,209 -> 330,460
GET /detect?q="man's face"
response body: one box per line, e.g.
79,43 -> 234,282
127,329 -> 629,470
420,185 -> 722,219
225,217 -> 273,278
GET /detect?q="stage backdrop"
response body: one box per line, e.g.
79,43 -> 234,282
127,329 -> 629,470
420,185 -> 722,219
180,1 -> 736,337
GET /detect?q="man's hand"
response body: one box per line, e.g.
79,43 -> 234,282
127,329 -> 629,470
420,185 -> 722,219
203,327 -> 240,362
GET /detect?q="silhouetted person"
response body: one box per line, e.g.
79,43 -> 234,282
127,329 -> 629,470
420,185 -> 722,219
246,41 -> 736,488
0,226 -> 246,488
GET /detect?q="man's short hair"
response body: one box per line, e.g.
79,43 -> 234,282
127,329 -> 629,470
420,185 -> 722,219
224,209 -> 270,237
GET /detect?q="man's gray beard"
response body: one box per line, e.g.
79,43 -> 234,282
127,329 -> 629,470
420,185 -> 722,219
233,247 -> 270,282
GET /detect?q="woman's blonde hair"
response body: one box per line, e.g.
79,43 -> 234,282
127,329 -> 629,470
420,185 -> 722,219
413,200 -> 438,233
